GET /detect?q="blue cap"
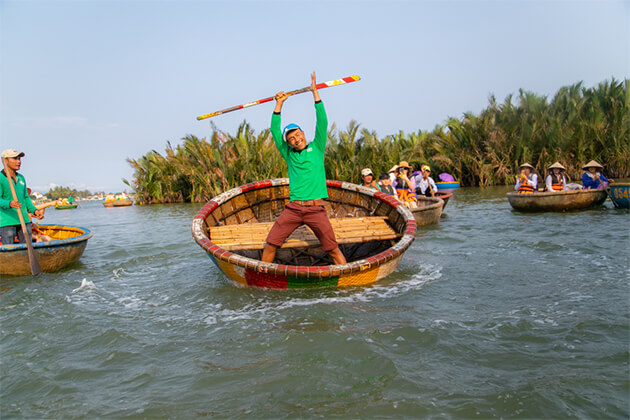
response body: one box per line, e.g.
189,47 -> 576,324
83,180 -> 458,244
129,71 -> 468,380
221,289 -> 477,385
282,123 -> 302,142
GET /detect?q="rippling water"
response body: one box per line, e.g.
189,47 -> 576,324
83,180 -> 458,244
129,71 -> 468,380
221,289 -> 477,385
2,187 -> 629,418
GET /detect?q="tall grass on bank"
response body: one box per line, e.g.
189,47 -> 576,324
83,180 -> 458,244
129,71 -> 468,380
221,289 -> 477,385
125,78 -> 629,204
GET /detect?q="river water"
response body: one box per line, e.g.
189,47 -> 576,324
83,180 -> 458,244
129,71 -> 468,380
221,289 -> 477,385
1,186 -> 629,419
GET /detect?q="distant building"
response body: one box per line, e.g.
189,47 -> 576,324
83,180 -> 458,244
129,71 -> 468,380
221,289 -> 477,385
30,191 -> 48,201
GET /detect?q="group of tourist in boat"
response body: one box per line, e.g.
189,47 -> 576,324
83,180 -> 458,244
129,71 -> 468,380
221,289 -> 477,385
515,160 -> 615,194
360,162 -> 439,209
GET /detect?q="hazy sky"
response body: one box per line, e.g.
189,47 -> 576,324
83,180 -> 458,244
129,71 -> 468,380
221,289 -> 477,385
1,0 -> 628,193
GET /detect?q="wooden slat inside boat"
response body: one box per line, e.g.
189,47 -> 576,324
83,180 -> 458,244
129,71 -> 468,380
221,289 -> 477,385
507,189 -> 607,212
0,225 -> 92,276
192,179 -> 416,289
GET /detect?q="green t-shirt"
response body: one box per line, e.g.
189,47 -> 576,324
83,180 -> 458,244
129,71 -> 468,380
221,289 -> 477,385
271,101 -> 329,201
0,171 -> 37,227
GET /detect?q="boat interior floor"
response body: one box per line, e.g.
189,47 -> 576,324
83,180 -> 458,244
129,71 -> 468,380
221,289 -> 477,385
208,216 -> 401,266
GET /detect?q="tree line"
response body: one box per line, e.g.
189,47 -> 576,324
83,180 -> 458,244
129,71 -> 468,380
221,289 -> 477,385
44,186 -> 93,200
125,78 -> 629,204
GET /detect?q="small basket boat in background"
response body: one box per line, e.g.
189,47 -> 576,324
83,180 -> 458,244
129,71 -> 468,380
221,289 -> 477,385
55,203 -> 78,210
435,191 -> 453,209
506,189 -> 607,212
103,199 -> 133,207
410,196 -> 443,226
192,179 -> 416,289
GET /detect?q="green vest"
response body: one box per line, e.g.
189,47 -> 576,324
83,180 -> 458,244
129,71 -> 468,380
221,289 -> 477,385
271,101 -> 329,201
0,171 -> 37,227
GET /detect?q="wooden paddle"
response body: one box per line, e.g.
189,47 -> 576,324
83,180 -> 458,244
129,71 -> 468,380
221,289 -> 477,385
2,158 -> 42,275
196,75 -> 361,120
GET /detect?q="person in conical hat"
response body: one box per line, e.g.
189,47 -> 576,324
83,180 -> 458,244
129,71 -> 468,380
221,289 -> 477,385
581,160 -> 613,189
515,162 -> 538,194
544,162 -> 567,192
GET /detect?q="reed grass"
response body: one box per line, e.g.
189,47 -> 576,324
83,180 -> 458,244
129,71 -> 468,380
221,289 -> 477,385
125,78 -> 629,204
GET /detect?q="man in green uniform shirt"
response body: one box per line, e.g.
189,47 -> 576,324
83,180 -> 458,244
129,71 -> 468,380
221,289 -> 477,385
1,149 -> 44,244
261,72 -> 346,265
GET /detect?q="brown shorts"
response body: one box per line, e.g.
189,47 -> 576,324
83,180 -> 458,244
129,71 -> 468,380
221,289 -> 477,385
265,201 -> 338,252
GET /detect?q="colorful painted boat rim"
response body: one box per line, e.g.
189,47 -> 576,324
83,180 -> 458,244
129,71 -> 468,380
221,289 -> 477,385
608,182 -> 630,209
192,179 -> 417,289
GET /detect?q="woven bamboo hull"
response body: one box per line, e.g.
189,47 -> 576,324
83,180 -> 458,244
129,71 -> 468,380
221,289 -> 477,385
506,189 -> 607,212
103,199 -> 133,207
410,197 -> 444,226
435,191 -> 453,209
0,225 -> 92,276
192,179 -> 416,289
608,183 -> 630,209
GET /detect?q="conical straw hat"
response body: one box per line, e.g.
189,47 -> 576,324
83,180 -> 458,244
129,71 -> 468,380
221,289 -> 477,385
582,160 -> 603,170
548,162 -> 566,171
519,162 -> 535,170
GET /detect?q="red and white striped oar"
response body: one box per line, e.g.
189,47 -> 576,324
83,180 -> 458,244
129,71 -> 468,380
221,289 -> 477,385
196,75 -> 361,120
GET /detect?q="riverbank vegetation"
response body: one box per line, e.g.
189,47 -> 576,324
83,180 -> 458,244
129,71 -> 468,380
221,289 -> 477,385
126,78 -> 629,204
45,186 -> 94,200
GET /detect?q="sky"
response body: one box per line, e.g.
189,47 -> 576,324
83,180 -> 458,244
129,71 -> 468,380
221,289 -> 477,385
1,0 -> 628,193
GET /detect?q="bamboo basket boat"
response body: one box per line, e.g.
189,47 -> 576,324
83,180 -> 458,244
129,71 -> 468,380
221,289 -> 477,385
55,203 -> 78,210
192,179 -> 416,289
608,183 -> 630,209
506,189 -> 607,212
0,225 -> 92,276
410,196 -> 444,226
103,199 -> 133,207
435,191 -> 453,209
435,181 -> 459,190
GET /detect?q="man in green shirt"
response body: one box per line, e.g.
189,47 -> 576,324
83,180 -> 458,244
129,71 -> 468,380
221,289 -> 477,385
261,72 -> 346,265
1,149 -> 44,244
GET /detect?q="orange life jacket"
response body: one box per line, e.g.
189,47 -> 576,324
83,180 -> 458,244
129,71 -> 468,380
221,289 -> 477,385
517,178 -> 535,194
396,188 -> 417,203
544,174 -> 565,192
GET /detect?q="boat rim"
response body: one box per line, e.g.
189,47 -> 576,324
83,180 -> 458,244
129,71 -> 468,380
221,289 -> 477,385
507,189 -> 608,198
411,196 -> 444,211
192,178 -> 417,277
0,224 -> 93,252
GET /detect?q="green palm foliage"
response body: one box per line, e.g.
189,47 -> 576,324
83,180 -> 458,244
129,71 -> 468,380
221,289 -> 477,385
126,78 -> 629,203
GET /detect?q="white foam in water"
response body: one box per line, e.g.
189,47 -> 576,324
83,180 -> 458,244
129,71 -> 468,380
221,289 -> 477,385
204,264 -> 443,327
72,278 -> 96,293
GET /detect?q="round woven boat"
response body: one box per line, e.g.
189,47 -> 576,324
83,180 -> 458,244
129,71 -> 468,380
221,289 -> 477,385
410,196 -> 444,226
0,224 -> 92,276
192,179 -> 416,289
507,189 -> 607,212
